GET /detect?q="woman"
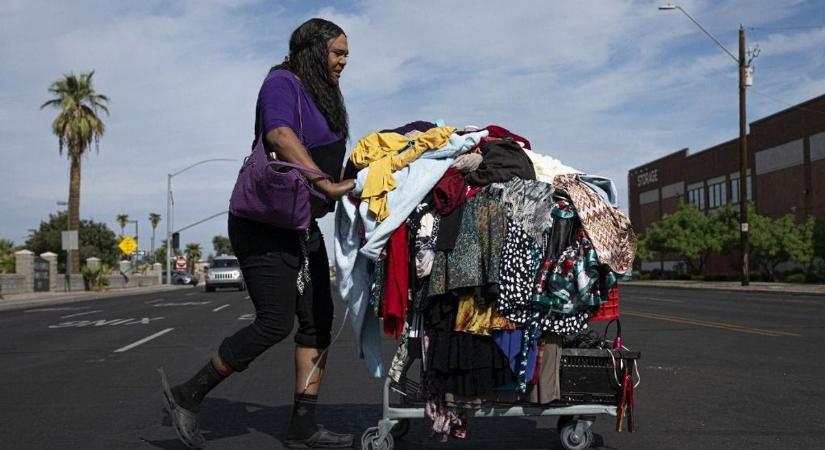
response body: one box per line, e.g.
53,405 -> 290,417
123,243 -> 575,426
160,18 -> 356,449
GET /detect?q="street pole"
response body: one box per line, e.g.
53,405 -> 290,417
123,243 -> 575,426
738,25 -> 750,286
165,158 -> 235,285
166,173 -> 172,285
659,4 -> 752,286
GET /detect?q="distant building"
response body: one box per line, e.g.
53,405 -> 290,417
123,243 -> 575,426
629,93 -> 825,273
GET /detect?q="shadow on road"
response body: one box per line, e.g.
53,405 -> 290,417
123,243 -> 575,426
145,398 -> 608,449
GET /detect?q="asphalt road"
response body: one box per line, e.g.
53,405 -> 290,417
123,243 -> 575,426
0,285 -> 822,449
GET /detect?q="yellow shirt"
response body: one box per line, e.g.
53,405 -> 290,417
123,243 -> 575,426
350,126 -> 456,221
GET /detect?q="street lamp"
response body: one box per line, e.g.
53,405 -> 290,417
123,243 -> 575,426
166,158 -> 235,285
659,3 -> 753,286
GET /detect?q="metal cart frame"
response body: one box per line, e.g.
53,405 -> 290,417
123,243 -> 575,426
362,347 -> 639,450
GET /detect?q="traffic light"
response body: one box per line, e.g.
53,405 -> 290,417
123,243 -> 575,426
172,232 -> 180,250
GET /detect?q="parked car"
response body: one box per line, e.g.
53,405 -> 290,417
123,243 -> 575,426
205,255 -> 245,292
163,271 -> 199,286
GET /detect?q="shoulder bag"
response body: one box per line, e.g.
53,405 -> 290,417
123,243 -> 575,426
228,92 -> 331,229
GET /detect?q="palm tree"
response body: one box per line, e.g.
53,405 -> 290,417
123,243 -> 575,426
41,71 -> 109,273
116,214 -> 129,238
184,243 -> 202,273
148,213 -> 161,258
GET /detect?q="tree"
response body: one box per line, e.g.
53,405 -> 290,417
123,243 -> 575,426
212,235 -> 233,256
149,213 -> 161,257
41,71 -> 109,273
116,214 -> 129,238
184,243 -> 202,273
25,211 -> 119,272
0,239 -> 19,274
749,211 -> 815,280
637,203 -> 733,275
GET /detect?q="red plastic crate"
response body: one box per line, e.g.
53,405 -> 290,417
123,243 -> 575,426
591,286 -> 620,321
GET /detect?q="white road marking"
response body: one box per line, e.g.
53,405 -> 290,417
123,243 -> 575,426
244,296 -> 250,299
212,304 -> 230,312
144,298 -> 166,304
152,301 -> 211,307
238,313 -> 256,321
185,292 -> 197,297
48,317 -> 165,328
61,310 -> 103,319
113,328 -> 175,353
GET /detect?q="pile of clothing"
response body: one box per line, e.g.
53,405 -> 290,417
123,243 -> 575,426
334,121 -> 636,440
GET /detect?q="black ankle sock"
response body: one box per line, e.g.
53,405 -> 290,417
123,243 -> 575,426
287,393 -> 319,440
172,360 -> 228,412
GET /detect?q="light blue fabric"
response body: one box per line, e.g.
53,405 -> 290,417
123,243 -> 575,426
333,130 -> 488,377
335,157 -> 458,377
418,129 -> 487,160
579,175 -> 619,206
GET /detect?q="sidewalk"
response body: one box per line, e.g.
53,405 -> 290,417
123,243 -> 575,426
0,284 -> 193,312
625,279 -> 825,296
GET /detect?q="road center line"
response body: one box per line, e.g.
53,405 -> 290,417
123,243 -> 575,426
144,298 -> 165,304
113,328 -> 175,353
212,304 -> 230,312
61,310 -> 103,319
623,310 -> 801,337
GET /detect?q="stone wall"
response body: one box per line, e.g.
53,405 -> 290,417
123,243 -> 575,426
0,274 -> 26,296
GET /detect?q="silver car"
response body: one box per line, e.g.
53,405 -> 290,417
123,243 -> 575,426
205,255 -> 245,292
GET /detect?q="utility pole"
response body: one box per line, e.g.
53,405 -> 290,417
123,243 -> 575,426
738,25 -> 750,286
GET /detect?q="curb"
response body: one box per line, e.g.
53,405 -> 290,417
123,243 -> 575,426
0,285 -> 195,312
623,281 -> 825,297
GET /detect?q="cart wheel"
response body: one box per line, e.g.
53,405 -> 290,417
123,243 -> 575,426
361,426 -> 394,450
557,415 -> 574,433
390,419 -> 410,439
559,421 -> 593,450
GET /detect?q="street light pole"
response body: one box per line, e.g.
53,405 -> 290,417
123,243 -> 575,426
165,158 -> 235,285
659,4 -> 750,286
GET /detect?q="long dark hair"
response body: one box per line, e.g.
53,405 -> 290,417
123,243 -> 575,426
275,18 -> 349,141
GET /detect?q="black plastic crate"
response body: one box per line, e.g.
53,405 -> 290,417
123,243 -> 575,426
559,348 -> 640,405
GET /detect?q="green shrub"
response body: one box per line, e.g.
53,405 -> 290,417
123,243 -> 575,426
784,273 -> 806,284
82,264 -> 111,291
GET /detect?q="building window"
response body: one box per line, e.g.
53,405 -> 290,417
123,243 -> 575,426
687,186 -> 705,210
730,175 -> 752,204
708,181 -> 726,209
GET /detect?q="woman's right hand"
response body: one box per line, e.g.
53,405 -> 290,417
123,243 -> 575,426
316,179 -> 355,200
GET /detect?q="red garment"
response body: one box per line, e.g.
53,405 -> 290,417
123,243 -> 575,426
382,224 -> 409,339
483,125 -> 532,150
432,168 -> 469,215
466,186 -> 483,198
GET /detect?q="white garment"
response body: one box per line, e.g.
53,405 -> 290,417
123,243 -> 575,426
524,150 -> 582,184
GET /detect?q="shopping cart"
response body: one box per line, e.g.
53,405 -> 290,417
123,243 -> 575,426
361,346 -> 640,450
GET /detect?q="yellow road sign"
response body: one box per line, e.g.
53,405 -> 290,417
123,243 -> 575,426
118,236 -> 138,255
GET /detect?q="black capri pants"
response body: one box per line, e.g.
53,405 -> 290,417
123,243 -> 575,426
219,213 -> 333,372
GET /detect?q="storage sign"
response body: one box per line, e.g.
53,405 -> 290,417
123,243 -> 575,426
636,169 -> 658,187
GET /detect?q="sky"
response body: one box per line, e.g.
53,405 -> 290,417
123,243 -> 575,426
2,0 -> 825,261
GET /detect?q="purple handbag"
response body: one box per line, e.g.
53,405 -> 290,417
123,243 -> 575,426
229,97 -> 332,229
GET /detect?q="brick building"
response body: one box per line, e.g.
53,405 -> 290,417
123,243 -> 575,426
628,93 -> 825,273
